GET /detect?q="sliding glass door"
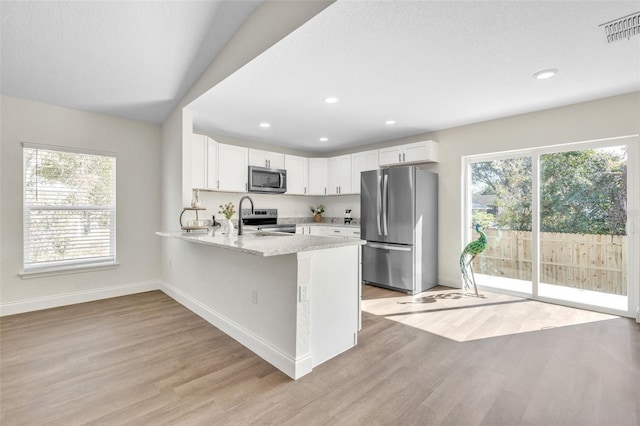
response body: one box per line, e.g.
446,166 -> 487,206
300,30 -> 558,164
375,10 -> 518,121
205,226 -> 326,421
465,137 -> 637,316
468,156 -> 533,296
538,146 -> 628,311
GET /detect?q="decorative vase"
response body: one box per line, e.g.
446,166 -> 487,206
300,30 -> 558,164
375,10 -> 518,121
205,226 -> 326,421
191,189 -> 201,208
313,213 -> 322,223
223,218 -> 234,235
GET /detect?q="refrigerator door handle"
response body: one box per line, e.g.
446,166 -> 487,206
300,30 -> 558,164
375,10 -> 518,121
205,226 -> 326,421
367,242 -> 412,252
382,173 -> 389,236
376,174 -> 382,236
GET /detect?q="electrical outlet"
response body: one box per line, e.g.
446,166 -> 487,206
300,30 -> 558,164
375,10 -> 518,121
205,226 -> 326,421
251,288 -> 258,304
299,285 -> 308,302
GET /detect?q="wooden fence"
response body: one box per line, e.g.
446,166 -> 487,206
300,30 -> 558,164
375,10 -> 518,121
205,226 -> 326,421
472,229 -> 627,295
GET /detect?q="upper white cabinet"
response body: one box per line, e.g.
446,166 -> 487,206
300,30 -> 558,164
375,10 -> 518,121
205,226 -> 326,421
328,155 -> 352,195
351,150 -> 379,194
308,158 -> 328,195
285,154 -> 308,195
218,143 -> 248,192
191,133 -> 437,195
206,137 -> 219,190
192,134 -> 207,189
378,140 -> 438,166
248,148 -> 285,169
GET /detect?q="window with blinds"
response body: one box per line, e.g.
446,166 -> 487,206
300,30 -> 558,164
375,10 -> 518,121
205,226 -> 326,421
23,144 -> 116,271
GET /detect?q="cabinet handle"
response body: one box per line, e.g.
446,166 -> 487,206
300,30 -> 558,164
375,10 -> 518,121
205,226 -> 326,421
398,153 -> 401,162
324,187 -> 327,195
403,153 -> 405,162
304,187 -> 307,194
217,180 -> 219,189
245,182 -> 248,191
333,230 -> 340,233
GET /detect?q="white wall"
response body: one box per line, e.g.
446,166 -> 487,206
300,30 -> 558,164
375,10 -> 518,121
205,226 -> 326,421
0,97 -> 162,311
425,92 -> 640,291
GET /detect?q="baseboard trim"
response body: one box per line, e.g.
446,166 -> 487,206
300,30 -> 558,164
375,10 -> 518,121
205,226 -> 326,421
438,276 -> 462,289
160,281 -> 308,379
0,280 -> 161,316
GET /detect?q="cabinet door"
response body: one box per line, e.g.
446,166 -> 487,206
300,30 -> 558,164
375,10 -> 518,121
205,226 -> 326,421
378,146 -> 403,166
351,150 -> 379,194
248,149 -> 268,167
249,149 -> 285,169
308,158 -> 328,195
191,134 -> 207,189
218,143 -> 248,192
403,141 -> 431,164
328,155 -> 351,195
309,226 -> 327,236
285,154 -> 308,195
206,137 -> 219,190
267,152 -> 285,169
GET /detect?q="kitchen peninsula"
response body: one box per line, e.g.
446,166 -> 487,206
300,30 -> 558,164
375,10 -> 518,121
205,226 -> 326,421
157,229 -> 365,379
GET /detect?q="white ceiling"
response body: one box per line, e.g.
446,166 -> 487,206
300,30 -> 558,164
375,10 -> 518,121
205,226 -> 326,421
0,0 -> 261,124
2,1 -> 638,151
189,1 -> 640,153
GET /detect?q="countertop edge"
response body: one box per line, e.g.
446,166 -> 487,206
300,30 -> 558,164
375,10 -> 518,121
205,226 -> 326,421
156,231 -> 365,257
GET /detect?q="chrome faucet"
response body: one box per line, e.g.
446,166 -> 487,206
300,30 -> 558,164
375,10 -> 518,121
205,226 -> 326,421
237,195 -> 254,236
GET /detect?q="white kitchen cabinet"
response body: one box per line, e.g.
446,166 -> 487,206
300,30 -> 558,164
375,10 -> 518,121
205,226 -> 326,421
378,140 -> 439,166
351,150 -> 379,194
308,226 -> 328,236
285,154 -> 308,195
248,148 -> 285,169
308,158 -> 328,195
325,226 -> 361,239
328,155 -> 352,195
191,134 -> 207,189
218,143 -> 248,192
206,137 -> 219,190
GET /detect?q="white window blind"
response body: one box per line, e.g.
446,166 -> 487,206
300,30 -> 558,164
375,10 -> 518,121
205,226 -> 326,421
23,144 -> 116,271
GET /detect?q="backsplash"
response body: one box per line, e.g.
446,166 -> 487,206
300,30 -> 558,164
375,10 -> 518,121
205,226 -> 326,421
197,191 -> 360,222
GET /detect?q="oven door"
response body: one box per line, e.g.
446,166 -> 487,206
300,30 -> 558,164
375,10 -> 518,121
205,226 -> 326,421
248,166 -> 287,193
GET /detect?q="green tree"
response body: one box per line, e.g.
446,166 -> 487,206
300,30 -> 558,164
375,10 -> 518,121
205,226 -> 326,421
471,148 -> 626,235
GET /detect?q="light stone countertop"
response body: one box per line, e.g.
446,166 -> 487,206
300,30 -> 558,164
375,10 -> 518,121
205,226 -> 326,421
156,230 -> 365,257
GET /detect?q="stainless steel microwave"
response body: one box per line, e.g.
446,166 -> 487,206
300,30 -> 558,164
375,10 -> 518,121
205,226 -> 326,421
248,166 -> 287,193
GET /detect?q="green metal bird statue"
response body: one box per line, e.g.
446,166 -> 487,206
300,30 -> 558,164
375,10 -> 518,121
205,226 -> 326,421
460,224 -> 488,296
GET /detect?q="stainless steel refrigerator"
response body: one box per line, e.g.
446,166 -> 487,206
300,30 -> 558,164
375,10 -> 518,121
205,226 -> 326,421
361,167 -> 438,294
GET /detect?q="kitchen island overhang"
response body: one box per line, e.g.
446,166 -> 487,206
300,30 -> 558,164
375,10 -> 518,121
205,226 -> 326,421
157,230 -> 364,379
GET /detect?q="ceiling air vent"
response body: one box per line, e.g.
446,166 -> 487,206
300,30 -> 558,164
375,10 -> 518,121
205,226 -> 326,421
600,11 -> 640,43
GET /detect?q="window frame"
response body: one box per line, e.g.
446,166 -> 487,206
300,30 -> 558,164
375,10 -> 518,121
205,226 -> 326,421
462,135 -> 639,318
21,142 -> 117,276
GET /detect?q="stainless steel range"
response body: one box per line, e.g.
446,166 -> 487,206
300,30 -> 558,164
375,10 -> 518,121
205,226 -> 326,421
240,209 -> 296,233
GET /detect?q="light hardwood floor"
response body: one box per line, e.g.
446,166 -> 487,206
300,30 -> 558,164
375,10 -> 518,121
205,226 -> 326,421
1,286 -> 639,425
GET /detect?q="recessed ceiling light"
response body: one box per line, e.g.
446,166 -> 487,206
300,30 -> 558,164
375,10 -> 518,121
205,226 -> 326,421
385,120 -> 396,125
324,97 -> 338,104
319,137 -> 329,142
533,69 -> 558,80
259,122 -> 270,128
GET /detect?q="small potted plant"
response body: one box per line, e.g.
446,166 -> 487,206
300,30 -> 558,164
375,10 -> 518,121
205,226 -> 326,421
310,205 -> 325,223
219,202 -> 236,235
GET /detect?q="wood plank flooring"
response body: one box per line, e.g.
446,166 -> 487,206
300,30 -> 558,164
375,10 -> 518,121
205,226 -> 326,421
1,286 -> 639,425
